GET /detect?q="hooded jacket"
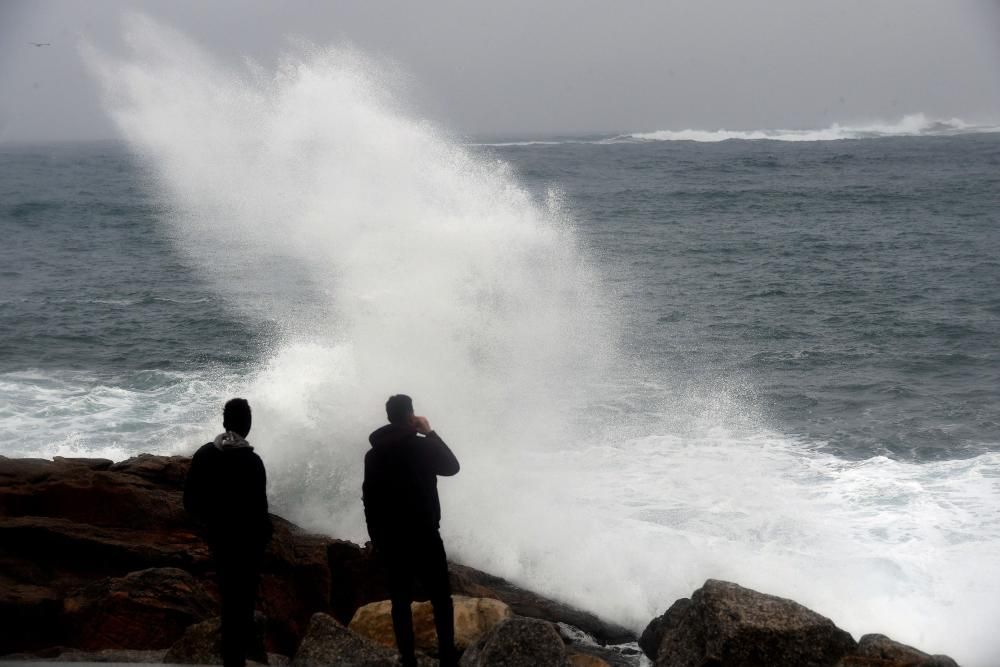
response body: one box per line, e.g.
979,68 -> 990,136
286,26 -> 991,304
183,433 -> 273,549
362,424 -> 460,548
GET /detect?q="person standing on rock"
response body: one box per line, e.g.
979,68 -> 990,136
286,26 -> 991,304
363,394 -> 461,667
184,398 -> 273,667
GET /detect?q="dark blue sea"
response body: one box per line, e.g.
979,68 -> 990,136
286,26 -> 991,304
2,43 -> 999,664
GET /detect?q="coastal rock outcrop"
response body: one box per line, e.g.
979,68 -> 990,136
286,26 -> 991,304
459,617 -> 567,667
0,454 -> 330,656
0,453 -> 630,660
292,612 -> 399,666
62,567 -> 216,650
163,613 -> 271,665
640,579 -> 857,667
837,634 -> 959,667
1,454 -> 962,665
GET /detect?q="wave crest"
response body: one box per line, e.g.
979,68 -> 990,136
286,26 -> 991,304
624,114 -> 1000,143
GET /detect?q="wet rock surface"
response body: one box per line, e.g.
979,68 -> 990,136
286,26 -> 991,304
62,566 -> 216,650
837,633 -> 959,667
459,617 -> 567,667
292,612 -> 399,667
0,454 -> 633,661
449,563 -> 636,646
641,579 -> 858,667
640,580 -> 960,667
163,613 -> 271,665
349,595 -> 513,652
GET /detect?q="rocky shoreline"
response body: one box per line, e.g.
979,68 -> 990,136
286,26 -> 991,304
0,454 -> 958,666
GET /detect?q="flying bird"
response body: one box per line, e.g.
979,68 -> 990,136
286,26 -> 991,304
28,42 -> 51,47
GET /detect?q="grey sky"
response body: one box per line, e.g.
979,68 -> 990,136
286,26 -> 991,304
1,0 -> 998,142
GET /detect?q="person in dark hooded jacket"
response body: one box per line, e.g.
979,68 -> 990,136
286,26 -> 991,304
363,394 -> 460,667
184,398 -> 272,667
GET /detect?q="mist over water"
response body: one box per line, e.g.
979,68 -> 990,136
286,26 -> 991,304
68,15 -> 1000,665
88,12 -> 622,557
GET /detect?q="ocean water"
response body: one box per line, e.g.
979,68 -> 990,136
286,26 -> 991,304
3,17 -> 1000,666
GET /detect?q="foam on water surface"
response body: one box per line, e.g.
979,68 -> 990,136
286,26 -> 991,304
0,368 -> 239,459
467,113 -> 1000,146
624,113 -> 1000,142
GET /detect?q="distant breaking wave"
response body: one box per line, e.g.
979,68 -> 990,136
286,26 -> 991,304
623,114 -> 1000,143
470,114 -> 1000,147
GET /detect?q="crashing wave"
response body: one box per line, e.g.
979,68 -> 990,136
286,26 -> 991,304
622,114 -> 1000,142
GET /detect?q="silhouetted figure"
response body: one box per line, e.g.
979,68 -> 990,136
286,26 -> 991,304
363,395 -> 460,667
184,398 -> 272,667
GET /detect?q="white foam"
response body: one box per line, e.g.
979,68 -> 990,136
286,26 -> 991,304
0,369 -> 236,460
467,139 -> 584,147
625,113 -> 1000,142
81,16 -> 1000,666
235,346 -> 1000,665
465,114 -> 1000,146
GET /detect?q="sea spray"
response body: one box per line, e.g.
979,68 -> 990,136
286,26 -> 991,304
83,15 -> 1000,666
87,12 -> 621,550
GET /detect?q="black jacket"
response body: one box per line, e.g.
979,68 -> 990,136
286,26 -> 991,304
183,443 -> 273,549
363,424 -> 460,548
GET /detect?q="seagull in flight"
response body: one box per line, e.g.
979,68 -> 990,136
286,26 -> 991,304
28,42 -> 51,47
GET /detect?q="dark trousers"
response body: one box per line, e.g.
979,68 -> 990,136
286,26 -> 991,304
213,544 -> 266,667
381,531 -> 456,667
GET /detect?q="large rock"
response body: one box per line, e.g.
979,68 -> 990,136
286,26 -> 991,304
0,511 -> 206,655
109,454 -> 191,487
62,567 -> 216,650
0,454 -> 192,531
639,597 -> 692,659
641,579 -> 857,667
163,614 -> 270,665
459,617 -> 566,667
349,595 -> 513,653
292,612 -> 398,667
837,634 -> 959,667
449,563 -> 635,646
567,653 -> 612,667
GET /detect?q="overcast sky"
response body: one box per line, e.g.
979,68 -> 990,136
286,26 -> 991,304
1,0 -> 998,142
